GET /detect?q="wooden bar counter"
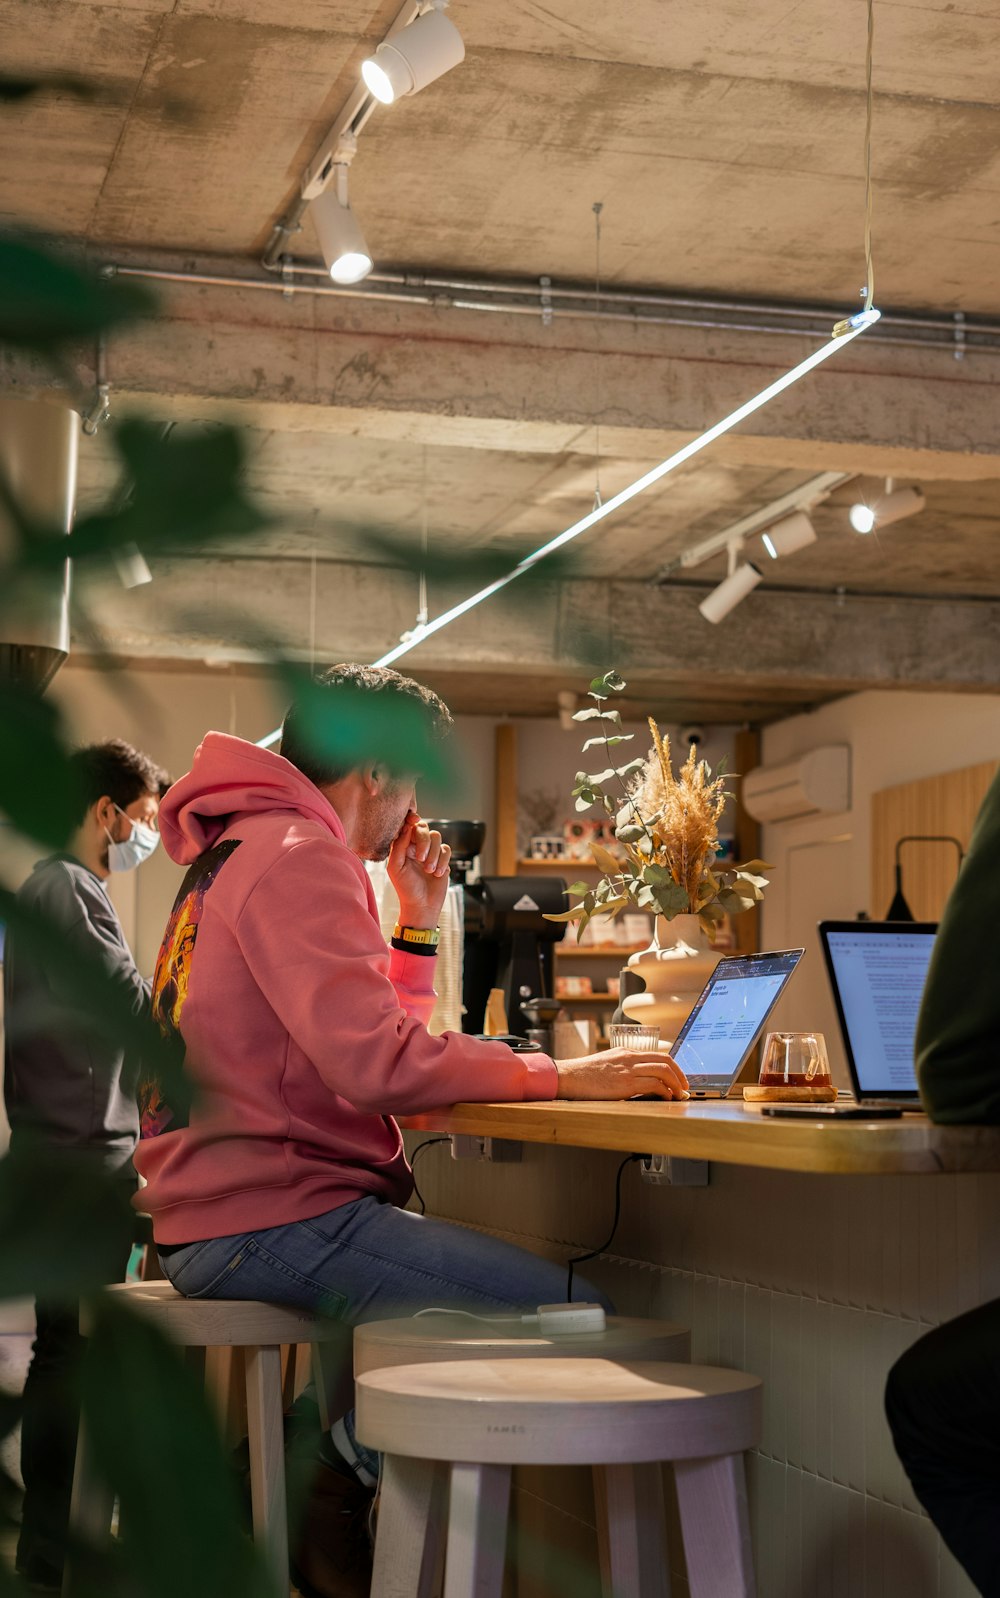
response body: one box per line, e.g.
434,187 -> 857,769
403,1097 -> 1000,1175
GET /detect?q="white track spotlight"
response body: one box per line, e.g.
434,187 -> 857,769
113,542 -> 152,588
850,484 -> 925,535
362,5 -> 465,105
699,562 -> 762,625
310,164 -> 373,284
761,510 -> 817,561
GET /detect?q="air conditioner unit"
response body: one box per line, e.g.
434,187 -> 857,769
742,745 -> 851,824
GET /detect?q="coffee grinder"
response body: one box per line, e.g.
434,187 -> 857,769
425,820 -> 567,1038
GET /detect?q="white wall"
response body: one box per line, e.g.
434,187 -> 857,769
36,663 -> 498,973
759,690 -> 1000,1085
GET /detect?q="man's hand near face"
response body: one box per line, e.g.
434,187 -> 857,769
387,810 -> 452,930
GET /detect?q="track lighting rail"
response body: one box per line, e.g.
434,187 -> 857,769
105,259 -> 1000,357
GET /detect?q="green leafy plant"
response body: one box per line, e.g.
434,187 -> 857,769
546,670 -> 772,940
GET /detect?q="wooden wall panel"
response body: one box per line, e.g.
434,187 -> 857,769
871,759 -> 998,922
495,723 -> 518,876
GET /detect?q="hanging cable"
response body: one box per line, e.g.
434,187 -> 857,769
592,200 -> 604,511
862,0 -> 875,314
417,444 -> 429,628
566,1153 -> 639,1301
835,0 -> 876,337
409,1136 -> 451,1215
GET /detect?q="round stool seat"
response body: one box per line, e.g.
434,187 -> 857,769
90,1279 -> 343,1346
357,1357 -> 762,1466
354,1312 -> 690,1375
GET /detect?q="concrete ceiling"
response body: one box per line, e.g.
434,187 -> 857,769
4,0 -> 1000,721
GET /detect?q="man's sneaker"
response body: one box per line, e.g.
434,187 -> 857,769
290,1457 -> 375,1598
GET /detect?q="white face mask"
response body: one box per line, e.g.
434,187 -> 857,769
105,804 -> 159,872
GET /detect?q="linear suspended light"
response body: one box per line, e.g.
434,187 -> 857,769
256,309 -> 880,748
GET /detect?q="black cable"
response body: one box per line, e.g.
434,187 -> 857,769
566,1154 -> 640,1301
409,1137 -> 451,1215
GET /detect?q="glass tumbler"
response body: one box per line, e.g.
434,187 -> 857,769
609,1023 -> 661,1052
758,1032 -> 831,1089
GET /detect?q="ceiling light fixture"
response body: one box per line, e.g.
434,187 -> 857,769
310,147 -> 372,285
698,559 -> 763,625
113,543 -> 153,588
849,479 -> 925,536
362,2 -> 465,105
256,309 -> 881,747
760,509 -> 817,561
370,311 -> 880,666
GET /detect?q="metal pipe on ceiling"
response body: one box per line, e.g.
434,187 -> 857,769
104,262 -> 999,356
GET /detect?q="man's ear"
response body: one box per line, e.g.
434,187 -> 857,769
93,794 -> 116,830
361,764 -> 382,798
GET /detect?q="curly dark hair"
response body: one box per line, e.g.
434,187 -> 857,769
69,739 -> 170,823
279,663 -> 453,788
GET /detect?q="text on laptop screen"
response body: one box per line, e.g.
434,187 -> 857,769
825,929 -> 935,1092
674,952 -> 803,1081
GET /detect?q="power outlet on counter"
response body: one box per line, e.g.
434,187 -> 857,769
450,1135 -> 522,1163
640,1155 -> 709,1187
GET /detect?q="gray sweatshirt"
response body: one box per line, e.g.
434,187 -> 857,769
3,856 -> 150,1176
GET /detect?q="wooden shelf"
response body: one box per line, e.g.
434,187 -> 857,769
556,946 -> 646,959
553,992 -> 618,1005
517,858 -> 605,871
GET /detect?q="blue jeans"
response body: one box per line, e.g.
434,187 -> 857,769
161,1196 -> 611,1481
159,1193 -> 610,1322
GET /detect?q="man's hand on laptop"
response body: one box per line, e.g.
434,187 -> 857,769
388,810 -> 452,929
555,1048 -> 690,1101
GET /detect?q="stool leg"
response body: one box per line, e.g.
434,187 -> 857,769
672,1453 -> 755,1598
594,1464 -> 670,1598
63,1420 -> 114,1598
372,1453 -> 447,1598
245,1344 -> 289,1597
443,1462 -> 511,1598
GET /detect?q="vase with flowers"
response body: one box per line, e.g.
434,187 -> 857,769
546,670 -> 772,1040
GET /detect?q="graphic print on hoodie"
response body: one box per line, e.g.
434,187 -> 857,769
141,839 -> 242,1137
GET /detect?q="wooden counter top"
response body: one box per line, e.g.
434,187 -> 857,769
402,1099 -> 1000,1176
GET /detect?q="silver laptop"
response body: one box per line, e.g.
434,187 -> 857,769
672,948 -> 805,1097
819,921 -> 936,1106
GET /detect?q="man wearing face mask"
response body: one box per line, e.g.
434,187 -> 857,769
3,737 -> 168,1593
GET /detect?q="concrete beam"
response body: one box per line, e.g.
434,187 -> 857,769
7,257 -> 1000,479
77,558 -> 1000,707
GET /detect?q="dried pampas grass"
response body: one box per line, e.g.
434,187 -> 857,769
627,717 -> 729,904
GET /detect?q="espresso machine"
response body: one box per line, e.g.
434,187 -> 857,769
426,820 -> 567,1039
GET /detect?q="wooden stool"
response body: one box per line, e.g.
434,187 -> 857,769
356,1313 -> 690,1594
67,1281 -> 348,1598
357,1357 -> 762,1598
356,1314 -> 692,1594
355,1311 -> 690,1375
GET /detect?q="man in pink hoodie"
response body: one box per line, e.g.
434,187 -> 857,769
134,664 -> 687,1592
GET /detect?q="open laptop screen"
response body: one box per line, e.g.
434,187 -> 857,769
820,923 -> 936,1097
673,949 -> 804,1087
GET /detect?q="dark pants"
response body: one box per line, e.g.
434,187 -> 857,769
885,1298 -> 1000,1597
17,1202 -> 135,1582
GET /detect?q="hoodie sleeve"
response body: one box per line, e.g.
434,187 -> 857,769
916,767 -> 1000,1124
234,837 -> 558,1115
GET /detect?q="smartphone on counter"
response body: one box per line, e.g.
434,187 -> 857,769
761,1103 -> 903,1120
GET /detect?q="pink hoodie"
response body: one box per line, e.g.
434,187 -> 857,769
133,733 -> 557,1243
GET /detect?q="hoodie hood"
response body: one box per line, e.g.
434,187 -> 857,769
159,733 -> 345,865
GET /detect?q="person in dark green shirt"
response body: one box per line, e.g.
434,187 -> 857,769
886,763 -> 1000,1596
3,738 -> 168,1592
